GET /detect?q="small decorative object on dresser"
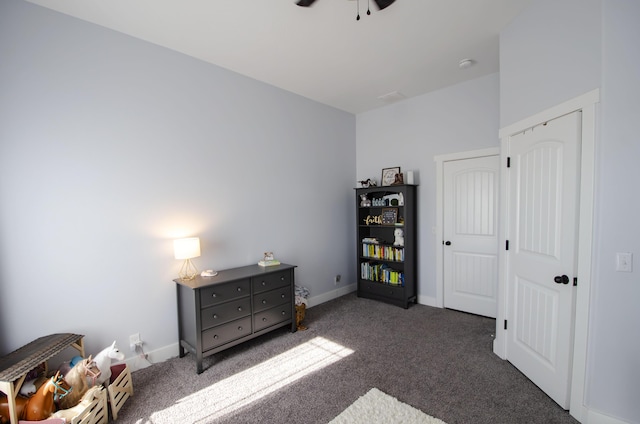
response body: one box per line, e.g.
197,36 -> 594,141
258,251 -> 281,267
381,167 -> 401,186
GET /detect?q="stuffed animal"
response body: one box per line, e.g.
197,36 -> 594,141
360,194 -> 371,207
393,228 -> 404,247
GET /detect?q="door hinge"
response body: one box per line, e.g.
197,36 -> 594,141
504,320 -> 508,330
506,240 -> 509,250
507,157 -> 511,168
573,277 -> 578,287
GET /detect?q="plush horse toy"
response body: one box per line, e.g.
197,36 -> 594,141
57,356 -> 100,410
0,372 -> 63,423
92,341 -> 125,386
50,386 -> 102,421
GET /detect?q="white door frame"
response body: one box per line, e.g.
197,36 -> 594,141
434,147 -> 500,309
494,89 -> 599,422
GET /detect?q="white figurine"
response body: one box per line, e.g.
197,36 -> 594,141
393,228 -> 404,247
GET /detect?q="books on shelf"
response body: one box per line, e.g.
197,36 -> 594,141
360,261 -> 404,286
361,242 -> 404,261
258,259 -> 281,267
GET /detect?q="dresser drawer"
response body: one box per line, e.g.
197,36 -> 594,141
252,271 -> 291,294
201,298 -> 251,330
359,281 -> 404,300
200,279 -> 250,308
202,316 -> 252,352
253,287 -> 292,313
254,305 -> 292,332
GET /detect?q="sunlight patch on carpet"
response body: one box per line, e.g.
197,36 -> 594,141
329,388 -> 447,424
150,336 -> 353,423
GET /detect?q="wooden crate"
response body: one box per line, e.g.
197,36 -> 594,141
72,386 -> 108,424
107,364 -> 133,420
44,386 -> 108,424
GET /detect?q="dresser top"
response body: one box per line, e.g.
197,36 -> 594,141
174,263 -> 296,289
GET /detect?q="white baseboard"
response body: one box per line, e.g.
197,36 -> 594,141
307,283 -> 356,308
125,342 -> 179,372
580,408 -> 631,424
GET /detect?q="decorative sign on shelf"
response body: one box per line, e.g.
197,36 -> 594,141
363,215 -> 382,225
381,208 -> 398,225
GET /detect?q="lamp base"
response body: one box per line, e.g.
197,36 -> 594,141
178,258 -> 199,281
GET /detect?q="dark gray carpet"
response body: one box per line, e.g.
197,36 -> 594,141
115,293 -> 579,424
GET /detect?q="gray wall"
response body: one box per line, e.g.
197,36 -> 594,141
500,0 -> 639,421
356,73 -> 500,302
0,0 -> 356,361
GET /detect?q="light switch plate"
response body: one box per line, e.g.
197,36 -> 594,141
616,252 -> 633,272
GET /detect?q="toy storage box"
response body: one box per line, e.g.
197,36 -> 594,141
107,364 -> 133,420
20,386 -> 109,424
72,386 -> 108,424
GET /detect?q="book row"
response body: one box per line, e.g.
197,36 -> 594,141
360,262 -> 405,286
362,243 -> 404,262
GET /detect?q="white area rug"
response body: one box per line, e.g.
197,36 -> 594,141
329,388 -> 447,424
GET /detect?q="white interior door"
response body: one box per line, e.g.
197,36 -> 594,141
506,111 -> 581,409
443,155 -> 499,318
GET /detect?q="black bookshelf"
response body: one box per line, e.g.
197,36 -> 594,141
355,184 -> 417,308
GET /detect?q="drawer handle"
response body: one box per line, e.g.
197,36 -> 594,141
238,326 -> 243,331
213,335 -> 219,339
237,307 -> 242,312
237,287 -> 242,292
280,293 -> 285,298
213,314 -> 218,319
280,276 -> 285,281
262,299 -> 267,304
211,293 -> 217,298
281,311 -> 286,315
262,317 -> 267,322
261,281 -> 266,286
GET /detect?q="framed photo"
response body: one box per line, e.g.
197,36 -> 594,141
381,166 -> 401,186
381,208 -> 398,225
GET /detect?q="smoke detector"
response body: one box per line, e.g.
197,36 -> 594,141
459,58 -> 475,69
377,91 -> 406,103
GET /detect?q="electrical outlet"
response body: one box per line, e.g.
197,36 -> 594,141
129,333 -> 141,352
334,274 -> 341,285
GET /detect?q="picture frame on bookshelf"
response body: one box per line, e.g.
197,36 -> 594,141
381,166 -> 401,186
381,208 -> 398,225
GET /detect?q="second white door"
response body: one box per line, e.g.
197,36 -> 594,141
443,155 -> 499,318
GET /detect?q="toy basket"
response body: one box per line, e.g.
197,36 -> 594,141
107,364 -> 133,420
295,304 -> 307,331
72,386 -> 108,424
43,386 -> 108,424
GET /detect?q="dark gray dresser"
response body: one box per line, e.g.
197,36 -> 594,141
175,263 -> 297,373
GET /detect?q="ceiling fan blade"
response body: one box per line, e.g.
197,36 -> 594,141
296,0 -> 317,6
373,0 -> 395,10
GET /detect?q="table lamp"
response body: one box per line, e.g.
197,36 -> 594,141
174,237 -> 201,281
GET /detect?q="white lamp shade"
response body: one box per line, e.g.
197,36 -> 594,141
174,237 -> 201,260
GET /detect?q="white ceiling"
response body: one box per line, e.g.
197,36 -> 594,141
24,0 -> 532,114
